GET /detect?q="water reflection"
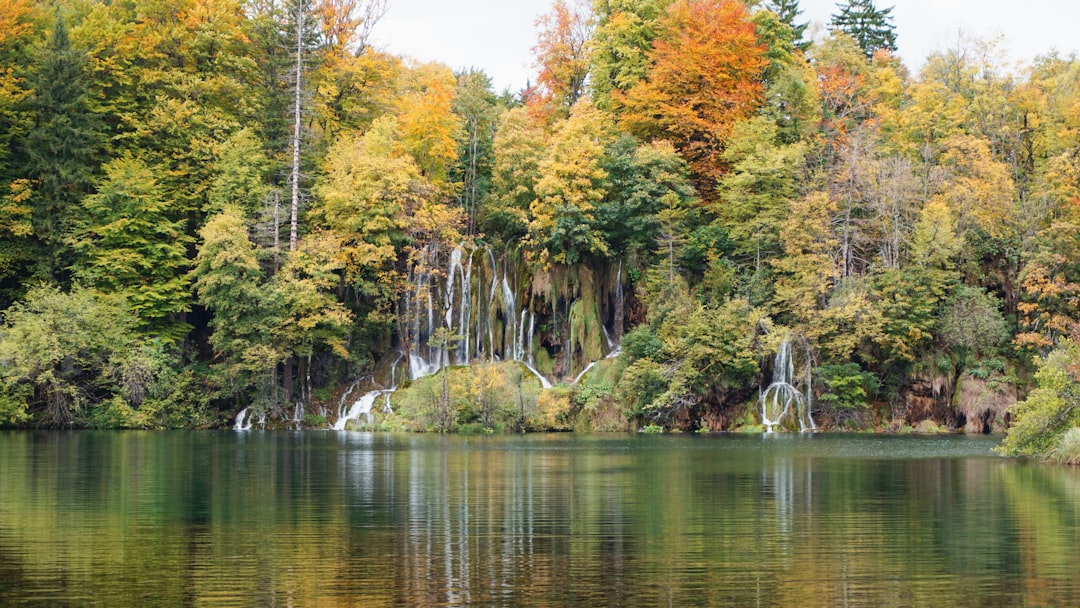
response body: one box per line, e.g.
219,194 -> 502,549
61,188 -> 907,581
0,432 -> 1077,607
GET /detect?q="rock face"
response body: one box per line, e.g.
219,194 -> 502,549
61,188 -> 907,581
900,371 -> 958,429
897,369 -> 1016,433
954,375 -> 1016,434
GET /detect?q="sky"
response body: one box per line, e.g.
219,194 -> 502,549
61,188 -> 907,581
373,0 -> 1080,93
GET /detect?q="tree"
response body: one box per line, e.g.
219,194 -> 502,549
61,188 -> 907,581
618,0 -> 767,193
311,118 -> 429,330
72,155 -> 192,339
999,340 -> 1080,457
191,208 -> 271,400
718,116 -> 807,268
397,63 -> 461,182
764,0 -> 808,51
830,0 -> 897,59
481,107 -> 546,245
529,101 -> 613,265
19,12 -> 103,282
450,69 -> 499,235
0,285 -> 136,427
598,136 -> 696,258
532,0 -> 594,114
589,0 -> 669,108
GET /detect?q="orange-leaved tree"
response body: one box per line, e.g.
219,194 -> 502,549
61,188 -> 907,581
617,0 -> 766,195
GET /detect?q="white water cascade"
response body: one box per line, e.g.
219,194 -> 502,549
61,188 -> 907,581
400,243 -> 628,388
760,339 -> 816,432
234,407 -> 252,431
332,390 -> 391,430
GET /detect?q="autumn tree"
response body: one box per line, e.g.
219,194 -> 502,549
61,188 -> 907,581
482,107 -> 547,245
532,0 -> 594,115
528,101 -> 614,266
397,63 -> 461,182
618,0 -> 767,192
589,0 -> 669,108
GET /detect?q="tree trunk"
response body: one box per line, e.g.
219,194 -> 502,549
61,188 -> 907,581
289,0 -> 304,252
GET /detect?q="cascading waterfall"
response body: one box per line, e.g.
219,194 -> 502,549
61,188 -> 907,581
234,407 -> 252,431
760,339 -> 815,432
332,390 -> 390,430
400,243 -> 626,387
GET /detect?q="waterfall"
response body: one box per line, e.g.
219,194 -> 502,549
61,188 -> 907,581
397,242 -> 574,384
234,407 -> 252,431
760,339 -> 815,432
521,361 -> 553,389
572,361 -> 597,385
501,274 -> 517,359
332,390 -> 389,430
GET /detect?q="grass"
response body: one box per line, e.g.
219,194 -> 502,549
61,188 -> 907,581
1047,427 -> 1080,465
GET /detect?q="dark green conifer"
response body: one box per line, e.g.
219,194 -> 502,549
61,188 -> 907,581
764,0 -> 809,51
830,0 -> 898,58
19,12 -> 103,282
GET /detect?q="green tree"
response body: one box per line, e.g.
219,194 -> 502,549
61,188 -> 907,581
72,155 -> 192,339
0,285 -> 136,427
598,136 -> 696,258
830,0 -> 897,59
451,69 -> 499,235
191,208 -> 271,401
481,107 -> 546,245
19,12 -> 103,282
718,116 -> 807,268
764,0 -> 808,51
999,340 -> 1080,457
589,0 -> 669,108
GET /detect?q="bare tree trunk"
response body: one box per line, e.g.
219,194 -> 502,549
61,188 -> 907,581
290,0 -> 304,252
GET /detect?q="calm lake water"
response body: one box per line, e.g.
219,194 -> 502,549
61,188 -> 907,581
1,431 -> 1078,607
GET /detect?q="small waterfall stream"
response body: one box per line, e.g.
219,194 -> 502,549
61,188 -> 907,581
760,339 -> 816,432
332,390 -> 392,430
234,407 -> 252,431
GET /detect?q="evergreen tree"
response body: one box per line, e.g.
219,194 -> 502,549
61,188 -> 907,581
764,0 -> 809,51
19,12 -> 103,282
830,0 -> 897,58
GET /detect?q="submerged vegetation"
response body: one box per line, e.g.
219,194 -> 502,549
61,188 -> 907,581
0,0 -> 1077,455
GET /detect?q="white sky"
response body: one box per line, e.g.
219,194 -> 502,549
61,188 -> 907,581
374,0 -> 1080,93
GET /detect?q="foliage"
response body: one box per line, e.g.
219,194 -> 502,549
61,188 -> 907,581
830,0 -> 897,58
937,286 -> 1008,360
531,0 -> 593,114
0,285 -> 137,427
72,154 -> 192,338
999,341 -> 1080,457
617,0 -> 767,190
817,362 -> 879,410
528,100 -> 613,265
1,0 -> 1080,432
1047,427 -> 1080,466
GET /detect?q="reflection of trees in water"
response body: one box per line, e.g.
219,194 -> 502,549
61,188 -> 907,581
1,434 -> 1078,607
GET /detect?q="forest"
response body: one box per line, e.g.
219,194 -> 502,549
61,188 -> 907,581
0,0 -> 1077,457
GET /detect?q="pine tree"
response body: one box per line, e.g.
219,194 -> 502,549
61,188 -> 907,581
19,12 -> 103,282
830,0 -> 897,59
765,0 -> 808,51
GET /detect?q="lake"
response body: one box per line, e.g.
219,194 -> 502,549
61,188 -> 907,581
1,431 -> 1078,607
